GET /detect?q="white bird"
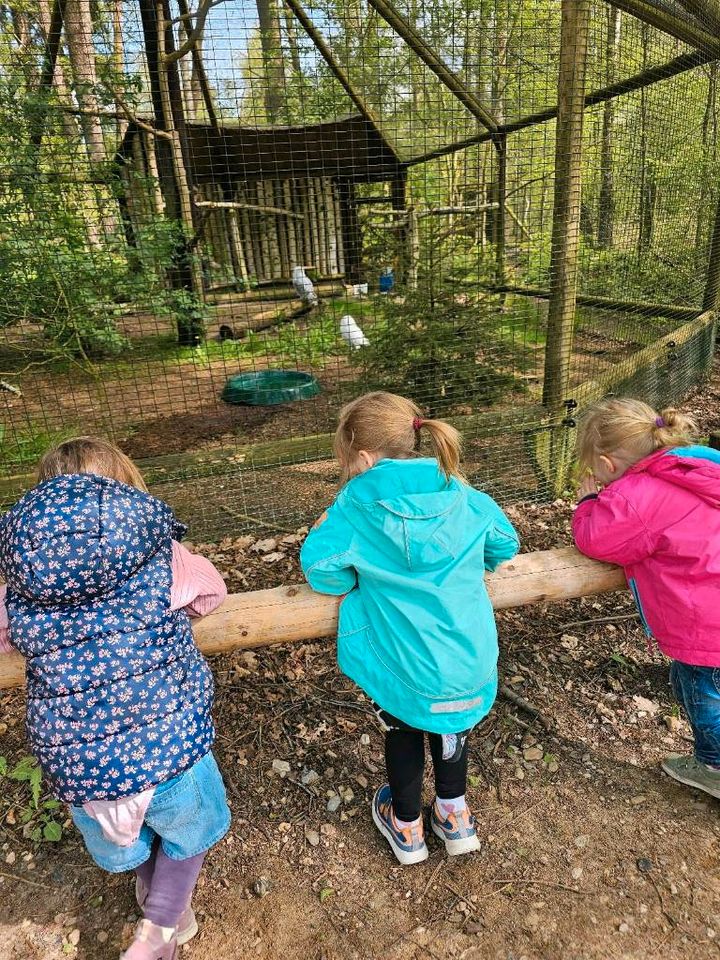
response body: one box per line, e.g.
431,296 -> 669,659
292,266 -> 318,306
340,314 -> 370,349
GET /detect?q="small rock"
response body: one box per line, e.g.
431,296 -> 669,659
664,715 -> 682,734
630,795 -> 646,805
466,920 -> 484,934
304,828 -> 320,847
4,851 -> 15,865
360,734 -> 371,746
618,922 -> 630,934
327,795 -> 342,813
355,775 -> 368,789
524,911 -> 540,932
339,786 -> 355,804
708,928 -> 716,940
571,867 -> 583,880
68,929 -> 81,946
320,823 -> 336,837
253,876 -> 272,898
523,746 -> 544,762
636,858 -> 653,873
272,759 -> 291,777
96,932 -> 108,944
574,835 -> 590,849
514,766 -> 525,781
546,759 -> 559,773
301,769 -> 320,786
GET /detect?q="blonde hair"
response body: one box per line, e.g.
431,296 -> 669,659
37,437 -> 148,492
334,391 -> 463,483
577,397 -> 697,472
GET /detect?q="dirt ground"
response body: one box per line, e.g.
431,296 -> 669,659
2,373 -> 720,960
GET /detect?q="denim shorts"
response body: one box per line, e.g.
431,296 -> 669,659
670,661 -> 720,766
70,751 -> 231,872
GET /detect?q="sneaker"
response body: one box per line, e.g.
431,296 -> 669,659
371,785 -> 429,866
135,877 -> 199,945
661,754 -> 720,800
120,919 -> 177,960
431,801 -> 481,855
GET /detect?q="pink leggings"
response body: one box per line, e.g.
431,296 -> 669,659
136,840 -> 206,928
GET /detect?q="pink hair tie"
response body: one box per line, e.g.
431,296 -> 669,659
655,416 -> 666,428
412,417 -> 424,431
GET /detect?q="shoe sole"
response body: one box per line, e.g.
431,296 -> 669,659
431,820 -> 481,856
372,804 -> 429,866
661,761 -> 720,800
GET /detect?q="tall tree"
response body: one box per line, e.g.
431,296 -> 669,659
256,0 -> 285,123
64,0 -> 107,166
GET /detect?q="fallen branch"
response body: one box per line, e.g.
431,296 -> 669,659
0,547 -> 626,689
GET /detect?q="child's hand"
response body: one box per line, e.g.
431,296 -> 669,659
577,474 -> 599,500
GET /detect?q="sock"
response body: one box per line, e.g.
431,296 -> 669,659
436,794 -> 466,816
394,813 -> 421,829
704,763 -> 720,772
143,848 -> 206,929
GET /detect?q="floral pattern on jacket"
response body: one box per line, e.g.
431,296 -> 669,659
0,474 -> 215,804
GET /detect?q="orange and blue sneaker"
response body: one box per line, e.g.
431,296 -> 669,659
431,801 -> 481,856
371,785 -> 429,865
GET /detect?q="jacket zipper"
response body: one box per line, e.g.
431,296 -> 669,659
628,577 -> 653,652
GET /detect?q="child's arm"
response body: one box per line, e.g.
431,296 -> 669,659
300,503 -> 357,596
170,541 -> 228,617
0,585 -> 12,654
469,490 -> 520,571
572,489 -> 653,566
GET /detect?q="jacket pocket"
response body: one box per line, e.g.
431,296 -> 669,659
628,577 -> 652,638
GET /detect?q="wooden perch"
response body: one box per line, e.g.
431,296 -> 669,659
194,200 -> 304,220
0,547 -> 627,690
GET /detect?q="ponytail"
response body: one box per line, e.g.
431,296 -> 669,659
653,407 -> 698,449
417,418 -> 463,481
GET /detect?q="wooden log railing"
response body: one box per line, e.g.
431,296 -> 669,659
0,547 -> 627,690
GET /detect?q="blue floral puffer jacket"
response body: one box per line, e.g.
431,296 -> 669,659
0,474 -> 215,804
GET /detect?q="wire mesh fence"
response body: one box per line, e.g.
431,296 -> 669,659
0,0 -> 718,537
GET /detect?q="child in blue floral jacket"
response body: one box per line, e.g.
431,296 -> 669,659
0,438 -> 230,960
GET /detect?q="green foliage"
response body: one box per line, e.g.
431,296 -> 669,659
361,288 -> 528,414
0,755 -> 63,844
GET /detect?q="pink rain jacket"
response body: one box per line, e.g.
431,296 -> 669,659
572,446 -> 720,668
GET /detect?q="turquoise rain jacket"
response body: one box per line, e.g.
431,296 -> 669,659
300,458 -> 519,733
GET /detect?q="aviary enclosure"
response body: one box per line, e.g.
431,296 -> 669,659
0,0 -> 719,537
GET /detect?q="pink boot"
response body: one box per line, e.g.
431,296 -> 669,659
135,877 -> 199,945
120,919 -> 177,960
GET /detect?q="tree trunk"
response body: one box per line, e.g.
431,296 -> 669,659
597,5 -> 621,249
281,0 -> 303,77
64,0 -> 107,167
35,0 -> 82,145
256,0 -> 286,123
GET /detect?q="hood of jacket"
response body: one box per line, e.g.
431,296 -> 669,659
629,446 -> 720,508
0,473 -> 186,605
340,458 -> 466,571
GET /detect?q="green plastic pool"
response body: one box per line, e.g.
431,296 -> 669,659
221,370 -> 320,406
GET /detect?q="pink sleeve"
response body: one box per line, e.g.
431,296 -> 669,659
170,541 -> 227,618
572,488 -> 653,567
0,584 -> 13,654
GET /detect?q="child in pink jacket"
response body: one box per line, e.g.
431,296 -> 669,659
573,398 -> 720,801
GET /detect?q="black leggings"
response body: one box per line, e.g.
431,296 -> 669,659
384,726 -> 469,822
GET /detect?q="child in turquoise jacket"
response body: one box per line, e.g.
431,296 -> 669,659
300,392 -> 519,865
